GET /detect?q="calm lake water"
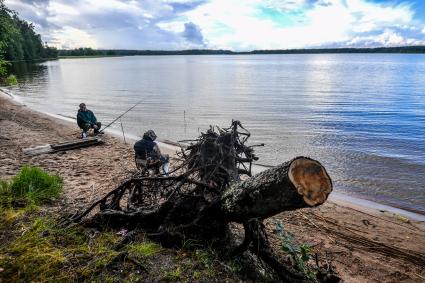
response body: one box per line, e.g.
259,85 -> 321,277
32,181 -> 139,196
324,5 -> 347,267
5,54 -> 425,214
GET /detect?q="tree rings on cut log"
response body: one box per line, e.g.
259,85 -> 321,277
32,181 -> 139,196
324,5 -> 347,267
288,157 -> 332,206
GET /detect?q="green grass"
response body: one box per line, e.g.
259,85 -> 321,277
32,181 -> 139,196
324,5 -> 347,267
0,167 -> 244,282
127,241 -> 161,259
0,216 -> 122,283
0,213 -> 243,282
162,267 -> 182,282
6,74 -> 17,85
1,218 -> 68,282
0,166 -> 63,207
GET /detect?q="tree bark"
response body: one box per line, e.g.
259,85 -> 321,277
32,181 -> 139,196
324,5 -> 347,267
220,156 -> 332,222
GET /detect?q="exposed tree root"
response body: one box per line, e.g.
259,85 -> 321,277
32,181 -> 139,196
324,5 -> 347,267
66,120 -> 339,282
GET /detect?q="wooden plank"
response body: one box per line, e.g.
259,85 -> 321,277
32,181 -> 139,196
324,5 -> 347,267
23,144 -> 54,156
23,138 -> 104,156
50,137 -> 103,150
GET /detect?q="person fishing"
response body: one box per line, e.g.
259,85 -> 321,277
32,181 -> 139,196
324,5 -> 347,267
134,130 -> 170,176
77,103 -> 101,138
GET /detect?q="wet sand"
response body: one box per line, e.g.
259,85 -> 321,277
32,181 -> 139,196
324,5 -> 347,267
1,91 -> 424,282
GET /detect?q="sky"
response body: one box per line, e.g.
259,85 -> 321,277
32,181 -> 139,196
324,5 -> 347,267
5,0 -> 425,50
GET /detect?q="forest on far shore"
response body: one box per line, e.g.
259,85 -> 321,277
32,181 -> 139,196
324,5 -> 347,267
59,45 -> 425,57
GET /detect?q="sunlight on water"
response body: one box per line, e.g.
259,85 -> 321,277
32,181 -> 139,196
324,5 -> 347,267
7,54 -> 425,214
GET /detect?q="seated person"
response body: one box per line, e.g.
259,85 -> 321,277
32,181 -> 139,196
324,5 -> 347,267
134,130 -> 170,175
77,103 -> 101,138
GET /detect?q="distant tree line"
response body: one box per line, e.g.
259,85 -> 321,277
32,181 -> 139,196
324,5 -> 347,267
58,48 -> 235,56
59,46 -> 425,58
248,46 -> 425,54
58,48 -> 117,57
0,0 -> 57,63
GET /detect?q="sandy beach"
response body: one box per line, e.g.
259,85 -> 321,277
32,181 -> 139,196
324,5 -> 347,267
1,91 -> 424,282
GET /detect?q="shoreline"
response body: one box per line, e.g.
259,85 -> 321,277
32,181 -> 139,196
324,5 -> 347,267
2,88 -> 423,222
1,89 -> 425,282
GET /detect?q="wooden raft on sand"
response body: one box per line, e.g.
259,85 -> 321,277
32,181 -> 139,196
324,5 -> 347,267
23,137 -> 104,156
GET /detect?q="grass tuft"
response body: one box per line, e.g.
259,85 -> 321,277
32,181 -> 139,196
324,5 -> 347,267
162,266 -> 182,282
127,241 -> 161,259
0,166 -> 63,207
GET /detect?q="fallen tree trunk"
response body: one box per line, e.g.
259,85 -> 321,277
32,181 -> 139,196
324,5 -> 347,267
221,156 -> 332,222
80,156 -> 332,233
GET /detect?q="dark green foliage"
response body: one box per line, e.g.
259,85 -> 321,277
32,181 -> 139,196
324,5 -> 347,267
0,0 -> 57,63
0,57 -> 7,77
0,166 -> 63,207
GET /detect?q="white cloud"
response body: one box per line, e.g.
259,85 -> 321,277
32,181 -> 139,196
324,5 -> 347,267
262,0 -> 312,12
177,0 -> 419,49
51,26 -> 99,49
347,29 -> 424,47
346,0 -> 413,33
4,0 -> 425,50
48,2 -> 79,16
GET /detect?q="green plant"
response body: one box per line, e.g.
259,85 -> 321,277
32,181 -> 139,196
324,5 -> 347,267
0,218 -> 68,282
6,74 -> 17,85
0,58 -> 17,86
127,241 -> 161,259
0,58 -> 7,77
163,267 -> 182,282
274,220 -> 316,280
0,216 -> 123,283
1,166 -> 63,207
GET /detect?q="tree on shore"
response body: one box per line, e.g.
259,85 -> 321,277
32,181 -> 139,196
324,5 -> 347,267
0,0 -> 57,63
0,0 -> 57,84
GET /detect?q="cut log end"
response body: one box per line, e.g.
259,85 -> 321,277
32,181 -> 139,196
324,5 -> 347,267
288,157 -> 332,206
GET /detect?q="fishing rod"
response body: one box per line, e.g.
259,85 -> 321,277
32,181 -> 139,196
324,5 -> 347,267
99,100 -> 142,133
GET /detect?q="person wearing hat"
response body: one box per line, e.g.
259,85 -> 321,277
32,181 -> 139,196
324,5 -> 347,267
77,103 -> 101,138
134,130 -> 170,175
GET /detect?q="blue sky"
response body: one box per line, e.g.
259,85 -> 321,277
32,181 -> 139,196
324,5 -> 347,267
5,0 -> 425,50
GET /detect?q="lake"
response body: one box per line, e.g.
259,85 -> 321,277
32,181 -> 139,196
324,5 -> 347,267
5,54 -> 425,214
